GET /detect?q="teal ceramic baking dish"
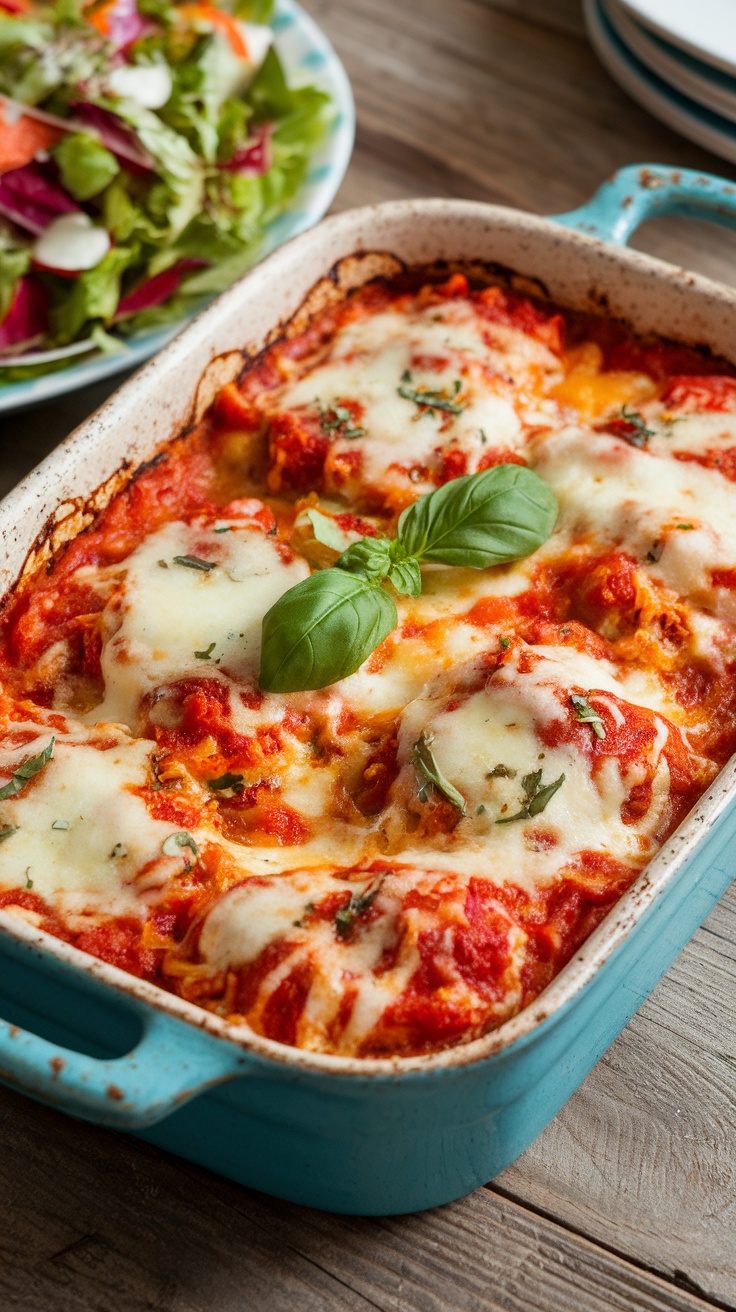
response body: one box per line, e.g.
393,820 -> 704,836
0,165 -> 735,1216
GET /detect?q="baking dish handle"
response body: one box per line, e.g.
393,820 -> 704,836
0,936 -> 248,1129
551,163 -> 736,245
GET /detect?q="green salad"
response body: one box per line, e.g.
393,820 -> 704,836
0,0 -> 329,379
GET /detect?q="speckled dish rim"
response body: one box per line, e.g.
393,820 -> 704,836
2,196 -> 736,1079
0,0 -> 355,416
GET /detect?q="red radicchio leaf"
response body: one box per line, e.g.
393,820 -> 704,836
0,162 -> 79,236
104,0 -> 153,49
71,103 -> 155,172
0,275 -> 49,352
222,123 -> 273,176
115,258 -> 207,318
0,0 -> 25,12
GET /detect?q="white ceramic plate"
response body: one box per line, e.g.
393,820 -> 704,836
0,0 -> 354,416
585,0 -> 736,165
606,0 -> 736,126
619,0 -> 736,79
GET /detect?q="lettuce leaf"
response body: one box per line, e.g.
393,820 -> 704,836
51,245 -> 137,341
52,133 -> 120,201
0,245 -> 30,322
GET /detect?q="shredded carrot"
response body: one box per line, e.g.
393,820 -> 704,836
0,105 -> 61,175
84,0 -> 117,35
176,4 -> 250,58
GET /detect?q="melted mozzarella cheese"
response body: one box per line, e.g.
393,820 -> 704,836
532,425 -> 736,619
0,731 -> 177,915
277,301 -> 562,495
91,519 -> 308,730
383,647 -> 676,889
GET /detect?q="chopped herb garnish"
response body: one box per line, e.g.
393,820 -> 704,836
499,636 -> 510,651
158,559 -> 169,569
213,526 -> 233,534
0,825 -> 17,843
162,831 -> 199,858
24,868 -> 32,889
208,772 -> 244,794
487,763 -> 517,779
479,428 -> 488,445
110,842 -> 127,858
496,769 -> 565,824
647,542 -> 663,563
476,804 -> 486,815
172,555 -> 217,572
51,820 -> 69,831
194,642 -> 216,660
412,729 -> 467,815
616,405 -> 655,448
335,886 -> 380,939
0,738 -> 55,802
677,523 -> 694,531
570,693 -> 606,740
315,400 -> 365,440
398,370 -> 466,417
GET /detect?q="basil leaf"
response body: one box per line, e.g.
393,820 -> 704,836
172,555 -> 217,572
306,509 -> 351,552
528,773 -> 565,816
260,570 -> 397,693
336,537 -> 392,581
387,557 -> 422,598
0,738 -> 55,801
208,772 -> 245,793
412,730 -> 467,815
570,693 -> 606,740
496,769 -> 565,824
397,464 -> 558,568
162,831 -> 199,857
0,825 -> 18,843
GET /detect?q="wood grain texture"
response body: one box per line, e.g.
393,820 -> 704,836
2,2 -> 736,1309
0,1085 -> 721,1312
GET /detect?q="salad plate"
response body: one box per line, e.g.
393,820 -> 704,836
0,0 -> 354,414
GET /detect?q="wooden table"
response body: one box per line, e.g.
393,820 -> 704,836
2,2 -> 735,1308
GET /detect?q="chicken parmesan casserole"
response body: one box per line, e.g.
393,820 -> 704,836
1,267 -> 735,1060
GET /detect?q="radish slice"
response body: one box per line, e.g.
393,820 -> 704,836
33,213 -> 111,273
107,63 -> 173,110
115,257 -> 207,317
0,162 -> 79,235
0,276 -> 48,353
222,122 -> 272,175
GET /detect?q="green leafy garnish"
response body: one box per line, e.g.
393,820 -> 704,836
0,738 -> 54,801
24,869 -> 33,890
412,730 -> 467,815
173,555 -> 217,572
52,133 -> 120,202
335,886 -> 381,939
496,769 -> 565,824
398,371 -> 465,416
0,825 -> 18,843
208,773 -> 245,794
194,641 -> 216,660
617,405 -> 655,448
51,820 -> 69,831
315,401 -> 365,440
259,466 -> 557,692
570,693 -> 606,740
487,763 -> 517,779
162,831 -> 199,858
306,509 -> 353,553
677,523 -> 694,531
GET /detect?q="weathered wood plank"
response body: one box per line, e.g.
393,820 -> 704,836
0,1084 -> 720,1312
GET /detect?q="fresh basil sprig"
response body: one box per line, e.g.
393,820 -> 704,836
260,465 -> 557,693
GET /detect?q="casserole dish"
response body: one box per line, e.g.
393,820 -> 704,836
1,163 -> 735,1215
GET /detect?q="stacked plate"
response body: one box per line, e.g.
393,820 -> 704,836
584,0 -> 736,163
